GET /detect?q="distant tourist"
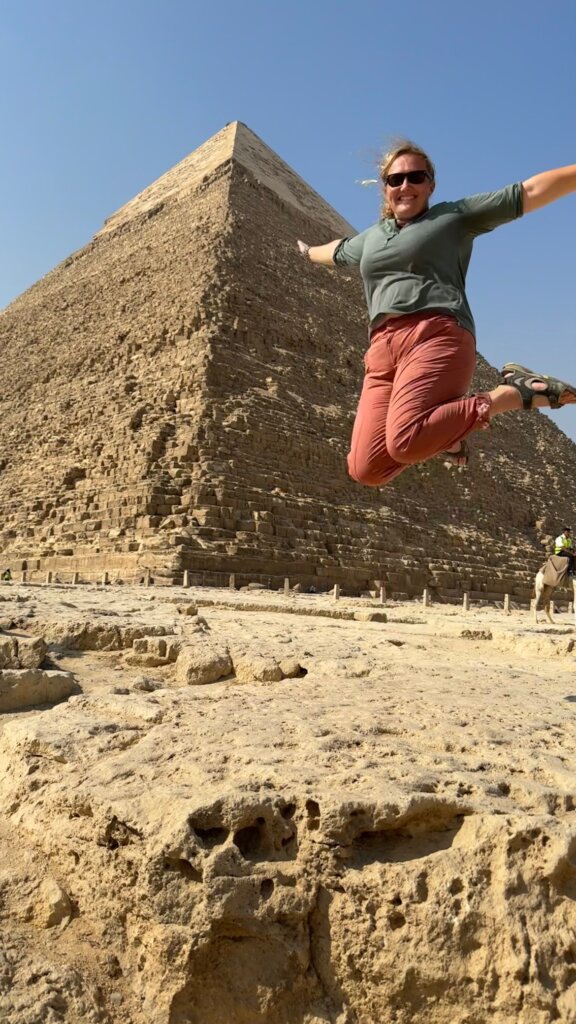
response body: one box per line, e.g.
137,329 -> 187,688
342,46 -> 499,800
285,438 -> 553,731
1,568 -> 12,582
554,526 -> 575,577
297,143 -> 576,483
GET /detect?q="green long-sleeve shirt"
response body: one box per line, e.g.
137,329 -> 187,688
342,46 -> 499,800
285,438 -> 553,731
333,183 -> 524,337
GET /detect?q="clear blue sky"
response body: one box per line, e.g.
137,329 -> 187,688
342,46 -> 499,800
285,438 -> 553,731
2,0 -> 576,438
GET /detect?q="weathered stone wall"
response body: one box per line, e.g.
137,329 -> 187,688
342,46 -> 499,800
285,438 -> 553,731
0,162 -> 235,578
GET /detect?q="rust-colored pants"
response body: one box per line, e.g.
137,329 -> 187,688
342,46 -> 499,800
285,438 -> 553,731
347,313 -> 491,487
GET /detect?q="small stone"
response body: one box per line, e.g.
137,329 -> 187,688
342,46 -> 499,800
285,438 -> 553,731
278,658 -> 304,679
132,676 -> 163,692
175,642 -> 232,686
176,604 -> 199,616
33,878 -> 72,929
233,655 -> 283,683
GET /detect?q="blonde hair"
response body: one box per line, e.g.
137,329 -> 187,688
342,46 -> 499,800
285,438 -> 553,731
379,139 -> 436,219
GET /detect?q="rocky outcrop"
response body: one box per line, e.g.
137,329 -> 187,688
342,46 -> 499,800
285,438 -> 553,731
0,680 -> 575,1024
41,619 -> 171,652
0,631 -> 75,712
0,634 -> 46,669
0,668 -> 76,712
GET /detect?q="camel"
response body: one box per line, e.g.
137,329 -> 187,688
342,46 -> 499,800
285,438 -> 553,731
533,556 -> 576,625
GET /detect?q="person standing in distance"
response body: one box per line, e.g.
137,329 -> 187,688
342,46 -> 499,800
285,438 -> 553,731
297,141 -> 576,484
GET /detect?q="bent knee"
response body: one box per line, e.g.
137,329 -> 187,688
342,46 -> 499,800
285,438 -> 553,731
387,440 -> 421,465
347,453 -> 401,487
349,466 -> 386,487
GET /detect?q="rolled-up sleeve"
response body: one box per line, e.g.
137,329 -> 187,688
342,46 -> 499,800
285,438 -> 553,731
333,228 -> 371,266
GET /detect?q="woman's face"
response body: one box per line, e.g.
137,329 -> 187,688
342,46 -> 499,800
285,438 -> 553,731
384,152 -> 435,223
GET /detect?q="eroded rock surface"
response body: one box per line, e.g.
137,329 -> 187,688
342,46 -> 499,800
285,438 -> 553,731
0,583 -> 575,1022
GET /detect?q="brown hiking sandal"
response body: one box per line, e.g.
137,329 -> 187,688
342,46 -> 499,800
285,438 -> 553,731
439,439 -> 469,468
500,363 -> 576,410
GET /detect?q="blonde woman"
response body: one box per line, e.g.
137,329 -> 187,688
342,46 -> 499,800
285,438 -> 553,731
297,142 -> 576,485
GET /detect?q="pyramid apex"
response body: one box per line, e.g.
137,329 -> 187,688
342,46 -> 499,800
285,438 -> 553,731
99,122 -> 354,237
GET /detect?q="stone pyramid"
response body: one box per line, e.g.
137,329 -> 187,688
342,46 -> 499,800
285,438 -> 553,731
1,121 -> 575,599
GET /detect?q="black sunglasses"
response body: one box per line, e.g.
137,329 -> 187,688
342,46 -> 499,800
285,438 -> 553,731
384,170 -> 431,188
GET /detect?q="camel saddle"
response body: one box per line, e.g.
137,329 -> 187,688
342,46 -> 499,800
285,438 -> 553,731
540,555 -> 572,588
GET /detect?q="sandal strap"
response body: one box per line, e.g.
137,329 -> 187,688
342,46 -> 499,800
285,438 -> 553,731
541,377 -> 564,409
501,367 -> 565,410
439,440 -> 469,465
502,371 -> 541,410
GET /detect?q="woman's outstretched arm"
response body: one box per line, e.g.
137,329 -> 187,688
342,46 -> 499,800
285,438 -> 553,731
523,164 -> 576,213
297,239 -> 343,264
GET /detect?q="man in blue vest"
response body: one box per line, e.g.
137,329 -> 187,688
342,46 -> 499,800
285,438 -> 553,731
554,527 -> 575,576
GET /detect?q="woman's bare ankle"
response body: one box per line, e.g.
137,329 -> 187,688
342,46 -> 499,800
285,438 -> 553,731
488,383 -> 549,416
